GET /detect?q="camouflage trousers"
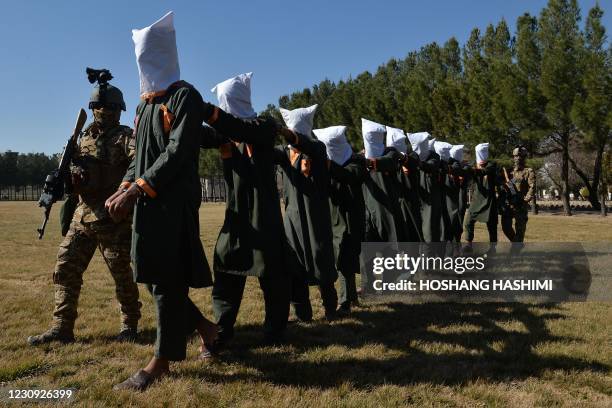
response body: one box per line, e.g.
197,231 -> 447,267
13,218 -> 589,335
51,219 -> 141,333
501,207 -> 528,243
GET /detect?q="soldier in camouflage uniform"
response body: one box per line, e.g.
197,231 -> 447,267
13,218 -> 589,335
501,146 -> 536,242
28,76 -> 141,345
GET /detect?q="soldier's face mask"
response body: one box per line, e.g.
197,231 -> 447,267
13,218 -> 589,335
513,155 -> 525,167
93,106 -> 120,128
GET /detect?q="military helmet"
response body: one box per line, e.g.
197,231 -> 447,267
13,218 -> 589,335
89,83 -> 126,111
512,146 -> 528,157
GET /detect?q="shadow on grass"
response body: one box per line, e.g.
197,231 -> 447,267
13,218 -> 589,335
183,302 -> 610,388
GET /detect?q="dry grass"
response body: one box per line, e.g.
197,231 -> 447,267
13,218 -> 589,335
0,202 -> 610,407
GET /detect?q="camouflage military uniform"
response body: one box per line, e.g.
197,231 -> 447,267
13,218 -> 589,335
50,122 -> 141,336
501,165 -> 535,242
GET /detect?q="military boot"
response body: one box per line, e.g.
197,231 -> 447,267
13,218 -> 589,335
27,329 -> 75,346
116,327 -> 138,342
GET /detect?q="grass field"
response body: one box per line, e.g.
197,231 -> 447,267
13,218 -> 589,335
0,202 -> 610,407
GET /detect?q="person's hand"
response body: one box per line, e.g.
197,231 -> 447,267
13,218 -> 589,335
107,184 -> 141,222
105,188 -> 125,211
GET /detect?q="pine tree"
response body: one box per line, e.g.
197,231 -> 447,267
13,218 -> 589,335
570,2 -> 611,212
539,0 -> 583,215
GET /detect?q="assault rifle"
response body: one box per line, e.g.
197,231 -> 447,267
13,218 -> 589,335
37,109 -> 87,239
500,167 -> 520,213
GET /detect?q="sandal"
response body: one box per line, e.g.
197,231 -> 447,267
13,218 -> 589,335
113,370 -> 157,391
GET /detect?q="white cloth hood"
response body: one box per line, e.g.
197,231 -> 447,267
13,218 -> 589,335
475,143 -> 489,162
385,126 -> 407,154
450,145 -> 464,162
407,132 -> 431,161
427,138 -> 437,152
280,105 -> 317,137
313,126 -> 352,165
132,11 -> 180,97
434,141 -> 453,161
211,72 -> 256,119
361,118 -> 386,159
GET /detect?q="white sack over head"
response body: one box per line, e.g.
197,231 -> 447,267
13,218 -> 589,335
385,126 -> 407,154
280,105 -> 317,136
313,126 -> 352,165
475,143 -> 489,162
428,138 -> 437,152
450,144 -> 464,162
407,132 -> 430,161
361,118 -> 386,159
434,141 -> 453,161
211,72 -> 256,119
132,11 -> 180,96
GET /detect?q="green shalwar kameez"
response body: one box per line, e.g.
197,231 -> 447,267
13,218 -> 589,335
124,82 -> 211,361
328,155 -> 367,308
202,105 -> 291,342
275,133 -> 338,319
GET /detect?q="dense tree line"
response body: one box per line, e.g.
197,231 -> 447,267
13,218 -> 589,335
0,151 -> 58,186
261,0 -> 610,215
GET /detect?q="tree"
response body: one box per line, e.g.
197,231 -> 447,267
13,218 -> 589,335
538,0 -> 583,215
570,3 -> 612,211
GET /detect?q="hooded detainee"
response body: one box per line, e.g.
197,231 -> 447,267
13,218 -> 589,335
202,72 -> 291,350
463,142 -> 500,244
108,11 -> 217,391
276,105 -> 339,321
315,125 -> 367,315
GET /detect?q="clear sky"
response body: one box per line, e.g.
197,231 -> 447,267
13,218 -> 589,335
0,0 -> 608,154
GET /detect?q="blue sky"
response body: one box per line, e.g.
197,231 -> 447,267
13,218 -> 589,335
0,0 -> 608,154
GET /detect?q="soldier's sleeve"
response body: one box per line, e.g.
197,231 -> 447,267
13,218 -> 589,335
137,87 -> 203,197
524,168 -> 536,202
121,127 -> 136,186
204,103 -> 277,147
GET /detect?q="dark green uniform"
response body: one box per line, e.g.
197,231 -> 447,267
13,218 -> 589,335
203,105 -> 290,343
275,133 -> 338,320
501,166 -> 535,242
463,162 -> 499,242
418,151 -> 443,242
328,155 -> 367,308
124,81 -> 211,361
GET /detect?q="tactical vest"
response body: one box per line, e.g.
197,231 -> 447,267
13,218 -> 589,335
73,123 -> 134,223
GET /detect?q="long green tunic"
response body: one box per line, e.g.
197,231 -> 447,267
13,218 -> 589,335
204,108 -> 286,278
328,155 -> 367,273
445,160 -> 471,240
418,151 -> 443,242
275,133 -> 337,285
397,151 -> 423,242
362,148 -> 411,242
124,82 -> 211,288
466,161 -> 499,223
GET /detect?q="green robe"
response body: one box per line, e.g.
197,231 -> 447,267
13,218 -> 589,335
124,82 -> 211,288
466,161 -> 499,223
397,151 -> 423,242
275,134 -> 337,285
328,155 -> 367,274
418,151 -> 443,242
362,148 -> 411,242
446,159 -> 471,240
204,109 -> 286,278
